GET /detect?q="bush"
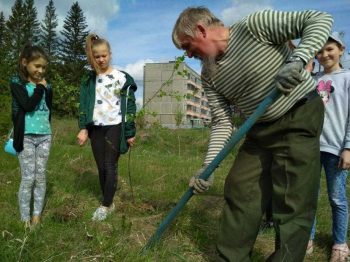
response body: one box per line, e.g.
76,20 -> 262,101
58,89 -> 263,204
0,94 -> 12,136
51,72 -> 79,117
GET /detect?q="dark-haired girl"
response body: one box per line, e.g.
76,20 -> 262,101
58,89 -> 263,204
10,44 -> 52,229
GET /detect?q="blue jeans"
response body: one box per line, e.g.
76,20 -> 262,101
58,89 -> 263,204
310,152 -> 348,244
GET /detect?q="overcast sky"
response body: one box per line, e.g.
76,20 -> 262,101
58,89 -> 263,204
1,0 -> 349,104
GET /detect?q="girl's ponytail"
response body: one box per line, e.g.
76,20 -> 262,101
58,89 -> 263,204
85,34 -> 99,72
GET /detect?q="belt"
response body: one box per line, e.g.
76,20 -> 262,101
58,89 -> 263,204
292,89 -> 319,109
254,89 -> 320,127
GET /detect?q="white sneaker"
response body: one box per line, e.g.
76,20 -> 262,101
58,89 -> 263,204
92,206 -> 108,221
330,243 -> 349,262
306,240 -> 314,255
108,203 -> 115,214
92,203 -> 115,221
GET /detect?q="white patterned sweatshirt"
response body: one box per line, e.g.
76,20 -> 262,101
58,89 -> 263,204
316,69 -> 350,156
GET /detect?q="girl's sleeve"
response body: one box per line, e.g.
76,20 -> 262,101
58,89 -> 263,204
345,78 -> 350,149
45,84 -> 53,121
78,81 -> 88,129
10,80 -> 45,112
125,86 -> 137,138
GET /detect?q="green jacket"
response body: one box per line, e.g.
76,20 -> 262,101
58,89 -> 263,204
78,70 -> 137,154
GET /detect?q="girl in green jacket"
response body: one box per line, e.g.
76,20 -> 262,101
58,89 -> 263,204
77,34 -> 137,221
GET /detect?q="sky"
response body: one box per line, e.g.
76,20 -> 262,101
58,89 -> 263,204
1,0 -> 350,104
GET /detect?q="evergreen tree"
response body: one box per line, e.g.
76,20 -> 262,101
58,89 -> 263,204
59,2 -> 89,86
41,0 -> 58,80
5,0 -> 25,64
0,11 -> 10,94
0,12 -> 6,47
23,0 -> 40,45
41,0 -> 58,62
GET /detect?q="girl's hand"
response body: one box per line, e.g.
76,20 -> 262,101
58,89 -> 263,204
36,78 -> 47,87
305,59 -> 315,73
338,149 -> 350,169
77,129 -> 89,146
127,137 -> 136,147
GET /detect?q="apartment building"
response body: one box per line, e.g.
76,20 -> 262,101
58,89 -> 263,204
143,61 -> 211,128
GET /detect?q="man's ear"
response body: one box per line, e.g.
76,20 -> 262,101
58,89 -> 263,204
196,24 -> 207,38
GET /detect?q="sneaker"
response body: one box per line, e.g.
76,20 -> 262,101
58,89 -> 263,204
306,240 -> 314,255
330,243 -> 349,262
108,203 -> 115,214
92,203 -> 115,221
92,206 -> 108,221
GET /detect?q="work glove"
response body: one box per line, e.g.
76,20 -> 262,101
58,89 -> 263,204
189,165 -> 214,194
275,60 -> 305,96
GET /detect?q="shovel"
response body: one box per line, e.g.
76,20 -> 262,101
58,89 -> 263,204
141,88 -> 281,254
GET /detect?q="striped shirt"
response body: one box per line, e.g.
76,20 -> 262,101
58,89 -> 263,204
203,9 -> 333,164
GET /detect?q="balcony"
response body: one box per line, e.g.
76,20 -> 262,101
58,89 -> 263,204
186,110 -> 201,118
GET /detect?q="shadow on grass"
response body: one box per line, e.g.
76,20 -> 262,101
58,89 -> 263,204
45,179 -> 54,199
74,170 -> 101,201
185,194 -> 223,261
314,232 -> 333,257
47,170 -> 101,223
183,194 -> 269,262
315,232 -> 332,247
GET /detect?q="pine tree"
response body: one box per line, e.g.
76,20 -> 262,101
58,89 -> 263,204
59,1 -> 89,86
5,0 -> 25,64
41,0 -> 58,60
0,12 -> 6,48
0,11 -> 10,94
23,0 -> 40,45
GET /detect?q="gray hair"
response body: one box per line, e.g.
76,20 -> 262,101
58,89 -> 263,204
172,6 -> 223,49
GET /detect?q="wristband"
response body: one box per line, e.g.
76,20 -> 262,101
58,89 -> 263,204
286,56 -> 306,66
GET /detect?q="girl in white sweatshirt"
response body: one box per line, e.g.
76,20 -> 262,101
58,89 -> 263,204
308,32 -> 350,262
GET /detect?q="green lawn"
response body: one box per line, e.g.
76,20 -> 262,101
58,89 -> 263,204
0,118 -> 345,261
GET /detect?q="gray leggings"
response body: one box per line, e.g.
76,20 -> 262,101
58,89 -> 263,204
18,135 -> 51,221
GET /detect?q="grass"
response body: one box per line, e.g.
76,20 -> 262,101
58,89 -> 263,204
0,118 -> 346,261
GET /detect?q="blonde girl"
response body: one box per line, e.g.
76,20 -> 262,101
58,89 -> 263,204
77,34 -> 137,221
